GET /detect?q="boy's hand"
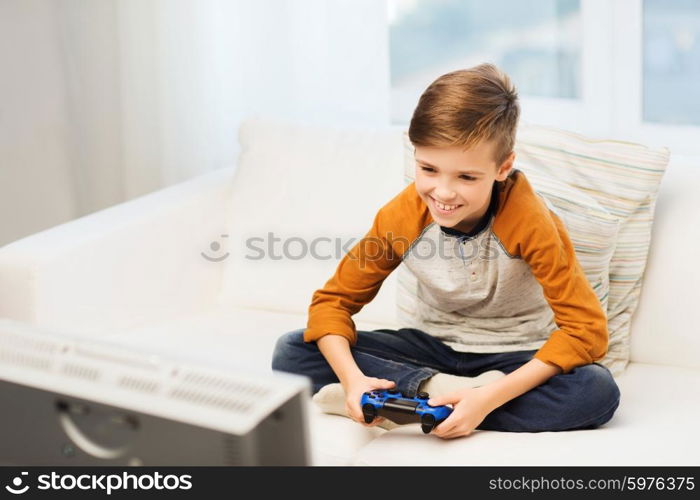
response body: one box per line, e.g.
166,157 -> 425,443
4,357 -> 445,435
342,375 -> 396,427
427,386 -> 495,439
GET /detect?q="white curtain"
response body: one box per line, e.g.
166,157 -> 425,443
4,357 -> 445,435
0,0 -> 390,245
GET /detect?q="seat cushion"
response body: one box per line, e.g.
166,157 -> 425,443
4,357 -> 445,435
87,305 -> 390,375
351,362 -> 700,465
307,402 -> 386,466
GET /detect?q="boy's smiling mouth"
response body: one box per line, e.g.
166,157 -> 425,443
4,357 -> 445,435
429,196 -> 463,214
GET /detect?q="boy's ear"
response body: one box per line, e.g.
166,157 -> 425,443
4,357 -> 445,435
496,152 -> 515,182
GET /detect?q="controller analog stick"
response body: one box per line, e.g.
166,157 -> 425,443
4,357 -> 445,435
416,391 -> 429,400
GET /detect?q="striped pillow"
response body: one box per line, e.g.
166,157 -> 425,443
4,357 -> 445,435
522,168 -> 620,315
514,124 -> 670,375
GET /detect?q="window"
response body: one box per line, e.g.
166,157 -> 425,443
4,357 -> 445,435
389,0 -> 700,156
390,0 -> 581,101
643,0 -> 700,126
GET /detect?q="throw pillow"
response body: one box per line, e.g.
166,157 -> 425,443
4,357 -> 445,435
514,124 -> 670,375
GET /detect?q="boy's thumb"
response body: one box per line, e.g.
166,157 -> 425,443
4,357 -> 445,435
428,396 -> 449,406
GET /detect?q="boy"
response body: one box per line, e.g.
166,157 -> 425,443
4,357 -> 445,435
271,63 -> 620,439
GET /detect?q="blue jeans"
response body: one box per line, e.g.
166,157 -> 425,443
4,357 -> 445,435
271,327 -> 621,432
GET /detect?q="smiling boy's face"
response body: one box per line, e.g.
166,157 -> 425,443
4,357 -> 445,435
414,139 -> 514,234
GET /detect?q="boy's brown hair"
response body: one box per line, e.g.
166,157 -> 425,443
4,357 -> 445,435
408,63 -> 520,167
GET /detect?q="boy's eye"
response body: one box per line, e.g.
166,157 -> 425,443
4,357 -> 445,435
418,166 -> 475,181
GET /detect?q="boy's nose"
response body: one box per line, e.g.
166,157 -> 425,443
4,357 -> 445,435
432,190 -> 459,203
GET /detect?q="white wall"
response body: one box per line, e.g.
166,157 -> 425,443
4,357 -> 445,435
0,0 -> 390,246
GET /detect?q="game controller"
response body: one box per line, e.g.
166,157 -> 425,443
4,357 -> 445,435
360,389 -> 453,434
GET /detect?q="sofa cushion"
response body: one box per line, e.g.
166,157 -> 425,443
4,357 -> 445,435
351,363 -> 700,465
218,116 -> 405,329
308,403 -> 387,466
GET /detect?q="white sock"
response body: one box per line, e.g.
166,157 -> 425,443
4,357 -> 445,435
418,370 -> 506,398
311,384 -> 399,430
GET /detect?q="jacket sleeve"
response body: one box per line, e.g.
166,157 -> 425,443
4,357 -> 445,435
304,206 -> 403,345
520,208 -> 609,374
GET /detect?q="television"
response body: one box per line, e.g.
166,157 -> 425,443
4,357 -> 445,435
0,319 -> 311,466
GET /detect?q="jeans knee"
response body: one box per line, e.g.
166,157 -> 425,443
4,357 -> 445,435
271,328 -> 306,373
575,363 -> 621,427
590,363 -> 620,405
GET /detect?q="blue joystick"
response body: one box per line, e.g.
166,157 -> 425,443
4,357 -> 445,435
360,390 -> 453,434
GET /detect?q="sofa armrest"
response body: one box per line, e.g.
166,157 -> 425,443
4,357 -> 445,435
0,168 -> 234,333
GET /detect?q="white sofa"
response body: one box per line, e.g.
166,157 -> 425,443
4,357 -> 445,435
1,116 -> 699,466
